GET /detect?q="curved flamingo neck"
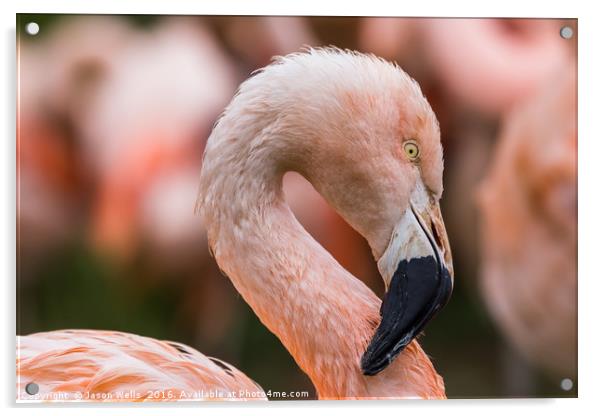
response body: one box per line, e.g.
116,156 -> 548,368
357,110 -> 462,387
198,108 -> 445,400
208,185 -> 380,397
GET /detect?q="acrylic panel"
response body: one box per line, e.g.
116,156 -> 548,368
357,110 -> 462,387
16,14 -> 577,401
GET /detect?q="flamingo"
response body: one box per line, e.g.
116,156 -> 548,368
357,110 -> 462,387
477,64 -> 577,378
220,16 -> 318,68
17,16 -> 134,280
420,18 -> 570,115
83,18 -> 237,259
18,49 -> 454,400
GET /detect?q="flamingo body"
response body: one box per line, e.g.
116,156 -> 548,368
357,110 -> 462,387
17,330 -> 265,401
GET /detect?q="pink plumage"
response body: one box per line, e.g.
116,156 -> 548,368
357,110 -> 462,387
18,330 -> 265,402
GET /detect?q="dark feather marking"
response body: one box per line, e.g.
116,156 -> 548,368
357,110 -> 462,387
168,342 -> 192,355
209,357 -> 235,378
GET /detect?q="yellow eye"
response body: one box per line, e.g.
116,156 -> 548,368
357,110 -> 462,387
403,141 -> 420,160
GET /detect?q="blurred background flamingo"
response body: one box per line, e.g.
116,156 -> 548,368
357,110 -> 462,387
17,15 -> 577,398
478,62 -> 577,380
17,16 -> 134,283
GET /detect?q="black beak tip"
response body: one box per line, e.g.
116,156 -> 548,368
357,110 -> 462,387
360,255 -> 453,377
360,352 -> 391,376
360,331 -> 414,376
360,360 -> 381,376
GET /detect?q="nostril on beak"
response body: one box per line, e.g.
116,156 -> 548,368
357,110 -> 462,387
430,220 -> 442,251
